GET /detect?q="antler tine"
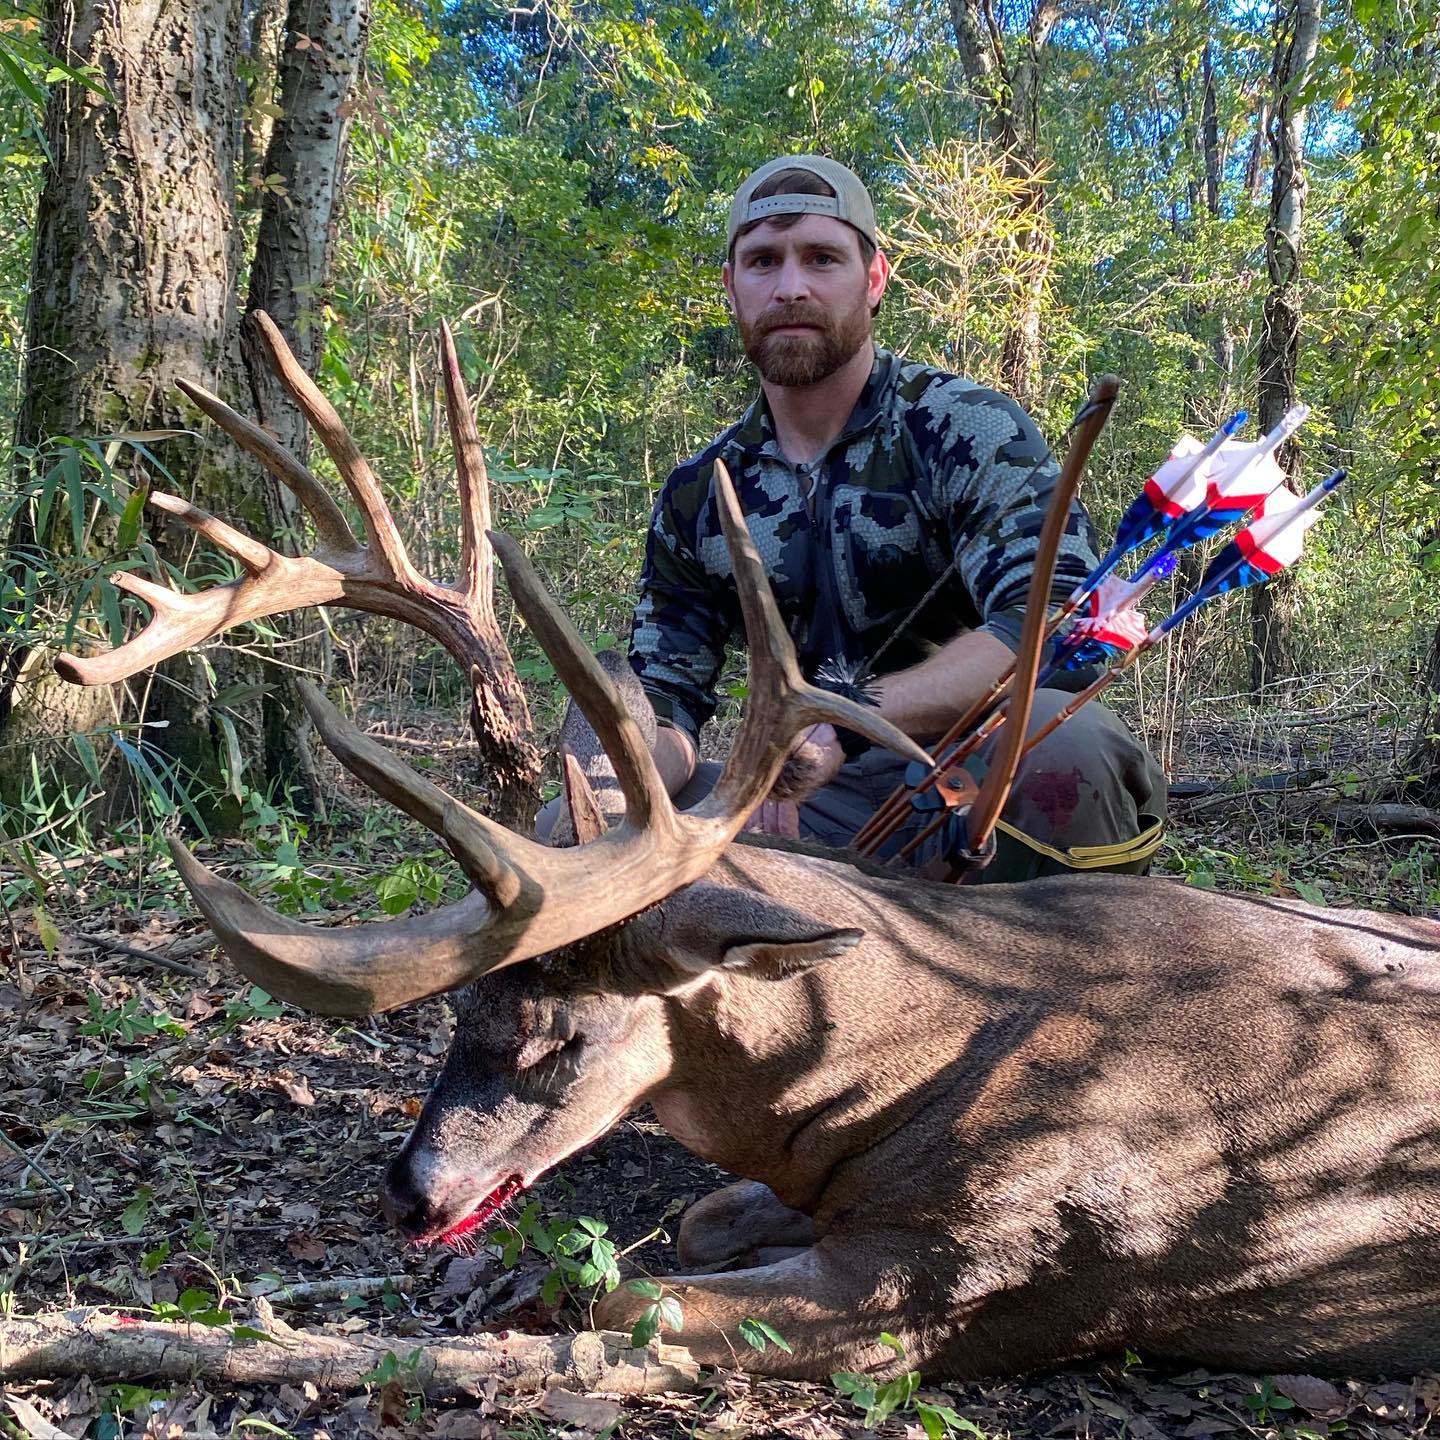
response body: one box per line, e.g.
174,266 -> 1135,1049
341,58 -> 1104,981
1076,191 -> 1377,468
438,319 -> 494,603
174,378 -> 358,555
563,754 -> 611,844
147,492 -> 280,576
295,681 -> 529,910
168,839 -> 502,1015
488,530 -> 675,832
54,543 -> 327,687
248,311 -> 414,581
692,461 -> 932,824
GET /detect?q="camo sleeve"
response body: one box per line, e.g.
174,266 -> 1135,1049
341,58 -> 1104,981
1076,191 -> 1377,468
908,380 -> 1099,654
628,464 -> 738,746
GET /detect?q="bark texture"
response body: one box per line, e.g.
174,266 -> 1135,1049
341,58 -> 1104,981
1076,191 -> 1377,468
0,1309 -> 699,1399
947,0 -> 1061,410
242,0 -> 371,806
1251,0 -> 1321,693
0,0 -> 258,813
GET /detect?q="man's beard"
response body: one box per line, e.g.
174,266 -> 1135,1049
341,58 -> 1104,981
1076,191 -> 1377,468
738,297 -> 872,387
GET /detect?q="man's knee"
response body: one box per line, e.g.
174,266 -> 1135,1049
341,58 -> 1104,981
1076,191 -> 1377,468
996,691 -> 1166,876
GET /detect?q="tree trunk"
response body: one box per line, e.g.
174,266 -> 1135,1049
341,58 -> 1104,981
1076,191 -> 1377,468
0,0 -> 259,821
946,0 -> 1062,409
1250,0 -> 1321,695
242,0 -> 371,808
241,0 -> 288,194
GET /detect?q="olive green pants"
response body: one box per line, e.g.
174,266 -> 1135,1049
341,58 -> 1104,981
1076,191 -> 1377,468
675,691 -> 1166,882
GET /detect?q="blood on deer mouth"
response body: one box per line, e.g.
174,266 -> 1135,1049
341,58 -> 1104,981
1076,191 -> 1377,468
429,1174 -> 524,1248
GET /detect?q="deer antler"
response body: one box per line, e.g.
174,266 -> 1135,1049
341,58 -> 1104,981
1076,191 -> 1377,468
168,461 -> 935,1016
57,312 -> 540,822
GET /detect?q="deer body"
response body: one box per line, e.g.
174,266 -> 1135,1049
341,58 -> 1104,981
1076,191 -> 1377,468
63,326 -> 1440,1384
384,842 -> 1440,1379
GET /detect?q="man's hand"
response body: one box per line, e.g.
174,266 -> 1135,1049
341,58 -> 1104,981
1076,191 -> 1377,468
742,723 -> 844,838
769,723 -> 844,802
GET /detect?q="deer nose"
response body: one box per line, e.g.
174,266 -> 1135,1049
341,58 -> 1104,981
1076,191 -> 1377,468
380,1153 -> 435,1239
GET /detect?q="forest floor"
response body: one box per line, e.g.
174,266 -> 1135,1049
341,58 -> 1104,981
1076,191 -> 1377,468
2,675 -> 1438,1440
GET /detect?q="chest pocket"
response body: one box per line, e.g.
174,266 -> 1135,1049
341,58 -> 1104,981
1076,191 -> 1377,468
828,485 -> 932,636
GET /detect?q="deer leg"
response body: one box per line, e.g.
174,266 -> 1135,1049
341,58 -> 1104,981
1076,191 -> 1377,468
594,1231 -> 959,1378
677,1180 -> 815,1271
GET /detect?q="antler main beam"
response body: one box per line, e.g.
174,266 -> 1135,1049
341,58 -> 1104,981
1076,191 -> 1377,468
169,463 -> 935,1017
58,311 -> 541,822
55,316 -> 530,727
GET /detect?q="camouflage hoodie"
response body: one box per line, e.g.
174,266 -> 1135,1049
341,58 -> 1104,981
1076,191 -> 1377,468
629,347 -> 1100,745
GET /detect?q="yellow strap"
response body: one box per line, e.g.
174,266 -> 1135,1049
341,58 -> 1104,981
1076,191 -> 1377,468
993,814 -> 1166,871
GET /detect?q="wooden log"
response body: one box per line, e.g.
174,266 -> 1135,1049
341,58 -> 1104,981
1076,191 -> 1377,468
0,1307 -> 699,1399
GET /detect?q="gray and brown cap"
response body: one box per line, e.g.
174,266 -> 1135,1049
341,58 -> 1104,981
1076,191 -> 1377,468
727,155 -> 878,253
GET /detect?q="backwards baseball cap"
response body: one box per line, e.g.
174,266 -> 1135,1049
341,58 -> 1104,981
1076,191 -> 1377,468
727,155 -> 878,254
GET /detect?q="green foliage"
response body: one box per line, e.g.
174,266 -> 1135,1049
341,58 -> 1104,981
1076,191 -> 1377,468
623,1277 -> 683,1348
1243,1377 -> 1297,1425
2,0 -> 1436,825
493,1200 -> 622,1309
223,986 -> 285,1029
832,1334 -> 981,1437
79,992 -> 185,1044
738,1315 -> 792,1354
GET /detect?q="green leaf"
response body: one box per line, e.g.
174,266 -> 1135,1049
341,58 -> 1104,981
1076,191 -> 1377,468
626,1278 -> 663,1300
738,1316 -> 792,1353
375,870 -> 420,916
229,1324 -> 277,1343
917,1403 -> 984,1438
32,904 -> 60,960
831,1372 -> 874,1405
657,1296 -> 683,1331
0,45 -> 45,109
1295,880 -> 1326,906
121,1188 -> 152,1235
116,484 -> 147,551
71,731 -> 103,788
629,1303 -> 661,1348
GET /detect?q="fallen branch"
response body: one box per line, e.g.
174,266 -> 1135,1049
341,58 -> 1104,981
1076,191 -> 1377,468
0,1307 -> 699,1400
363,730 -> 480,753
244,1274 -> 412,1306
74,931 -> 204,977
1332,803 -> 1440,839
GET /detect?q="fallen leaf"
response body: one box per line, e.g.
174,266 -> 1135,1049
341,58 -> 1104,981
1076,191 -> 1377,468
280,1202 -> 320,1223
1361,1382 -> 1415,1420
428,1413 -> 495,1438
538,1386 -> 622,1432
377,1378 -> 408,1430
285,1232 -> 327,1262
1272,1374 -> 1347,1417
281,1076 -> 316,1107
50,1375 -> 100,1426
438,1253 -> 494,1298
6,1394 -> 72,1440
1416,1374 -> 1440,1415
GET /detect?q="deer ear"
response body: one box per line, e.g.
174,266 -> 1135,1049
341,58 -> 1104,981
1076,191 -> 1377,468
657,883 -> 863,983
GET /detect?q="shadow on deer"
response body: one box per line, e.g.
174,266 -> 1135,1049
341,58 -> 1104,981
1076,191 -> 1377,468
60,315 -> 1440,1382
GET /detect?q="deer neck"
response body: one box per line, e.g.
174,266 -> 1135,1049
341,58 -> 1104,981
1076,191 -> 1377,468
650,946 -> 993,1214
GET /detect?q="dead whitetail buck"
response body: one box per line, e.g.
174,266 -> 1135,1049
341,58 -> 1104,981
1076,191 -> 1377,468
64,316 -> 1440,1383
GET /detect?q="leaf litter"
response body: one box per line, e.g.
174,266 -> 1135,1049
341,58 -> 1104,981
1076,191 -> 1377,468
2,817 -> 1438,1439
